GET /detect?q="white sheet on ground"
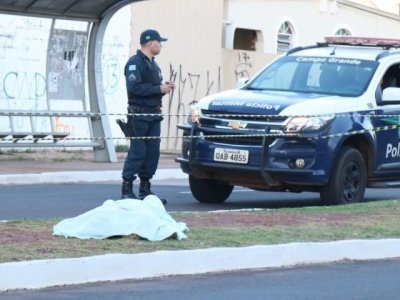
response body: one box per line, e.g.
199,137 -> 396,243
53,195 -> 188,241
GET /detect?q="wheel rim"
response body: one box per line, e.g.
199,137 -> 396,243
342,161 -> 361,203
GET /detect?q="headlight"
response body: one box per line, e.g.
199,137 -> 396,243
188,106 -> 200,125
283,115 -> 334,133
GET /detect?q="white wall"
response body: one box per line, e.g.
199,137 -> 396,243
225,0 -> 400,53
353,0 -> 400,13
130,0 -> 224,150
102,6 -> 132,146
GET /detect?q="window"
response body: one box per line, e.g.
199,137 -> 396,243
277,21 -> 294,53
376,64 -> 400,101
247,56 -> 378,97
335,28 -> 351,36
233,28 -> 262,51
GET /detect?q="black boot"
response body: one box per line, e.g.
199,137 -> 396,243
139,180 -> 167,205
139,180 -> 154,199
121,181 -> 137,199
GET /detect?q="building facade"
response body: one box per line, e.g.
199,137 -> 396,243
130,0 -> 400,150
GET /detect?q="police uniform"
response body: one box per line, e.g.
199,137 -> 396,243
121,29 -> 168,201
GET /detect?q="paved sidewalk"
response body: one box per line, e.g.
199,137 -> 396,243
0,153 -> 179,174
0,153 -> 187,185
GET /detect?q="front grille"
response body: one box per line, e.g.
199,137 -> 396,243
205,135 -> 265,145
201,109 -> 287,122
199,109 -> 286,146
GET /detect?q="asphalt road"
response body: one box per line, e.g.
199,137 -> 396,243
2,259 -> 399,299
1,179 -> 399,220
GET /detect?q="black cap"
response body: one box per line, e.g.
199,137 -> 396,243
140,29 -> 168,44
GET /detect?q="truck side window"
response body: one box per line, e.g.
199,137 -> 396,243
376,64 -> 400,101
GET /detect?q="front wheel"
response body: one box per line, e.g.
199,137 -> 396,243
320,147 -> 366,205
189,175 -> 233,203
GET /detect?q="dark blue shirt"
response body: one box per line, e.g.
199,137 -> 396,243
124,50 -> 164,107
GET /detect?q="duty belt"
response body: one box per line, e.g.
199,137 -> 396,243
128,104 -> 162,114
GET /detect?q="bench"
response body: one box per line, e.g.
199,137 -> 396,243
0,132 -> 70,143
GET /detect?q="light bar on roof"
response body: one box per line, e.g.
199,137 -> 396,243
325,36 -> 400,47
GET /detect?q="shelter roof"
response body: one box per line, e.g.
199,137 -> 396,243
0,0 -> 134,22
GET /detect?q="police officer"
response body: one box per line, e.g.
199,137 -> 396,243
121,29 -> 174,202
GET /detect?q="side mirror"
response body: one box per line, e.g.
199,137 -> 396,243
382,87 -> 400,104
236,77 -> 249,89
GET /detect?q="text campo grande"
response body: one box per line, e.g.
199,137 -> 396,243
296,57 -> 362,65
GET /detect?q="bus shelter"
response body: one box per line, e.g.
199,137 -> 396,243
0,0 -> 141,162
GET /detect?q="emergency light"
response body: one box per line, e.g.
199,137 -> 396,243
324,36 -> 400,48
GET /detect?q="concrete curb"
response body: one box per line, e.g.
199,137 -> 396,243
0,169 -> 187,185
1,239 -> 399,291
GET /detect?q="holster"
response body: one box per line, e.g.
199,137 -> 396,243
116,119 -> 135,138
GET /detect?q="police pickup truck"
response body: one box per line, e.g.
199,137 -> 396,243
176,36 -> 400,205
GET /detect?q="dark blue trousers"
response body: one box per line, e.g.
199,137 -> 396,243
122,115 -> 161,182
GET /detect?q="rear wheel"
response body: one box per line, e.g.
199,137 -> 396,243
189,175 -> 233,203
320,147 -> 366,205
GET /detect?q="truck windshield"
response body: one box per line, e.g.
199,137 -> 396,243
247,56 -> 378,97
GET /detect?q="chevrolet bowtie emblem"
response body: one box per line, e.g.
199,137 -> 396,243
228,121 -> 247,129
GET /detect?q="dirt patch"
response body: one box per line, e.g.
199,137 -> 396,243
0,229 -> 56,244
177,211 -> 371,228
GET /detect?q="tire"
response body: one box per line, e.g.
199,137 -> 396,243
320,147 -> 366,205
189,175 -> 233,203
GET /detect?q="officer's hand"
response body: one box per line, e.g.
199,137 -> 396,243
166,81 -> 176,91
160,83 -> 173,94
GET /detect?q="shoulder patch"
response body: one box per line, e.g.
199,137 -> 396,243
129,64 -> 136,71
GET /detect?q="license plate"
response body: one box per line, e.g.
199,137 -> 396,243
213,148 -> 249,164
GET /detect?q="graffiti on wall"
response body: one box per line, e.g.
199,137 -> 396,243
157,50 -> 270,150
2,71 -> 46,100
159,63 -> 222,149
0,16 -> 49,104
103,57 -> 121,95
55,116 -> 75,134
0,15 -> 50,133
234,51 -> 253,80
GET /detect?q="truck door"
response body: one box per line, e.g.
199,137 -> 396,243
374,64 -> 400,176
